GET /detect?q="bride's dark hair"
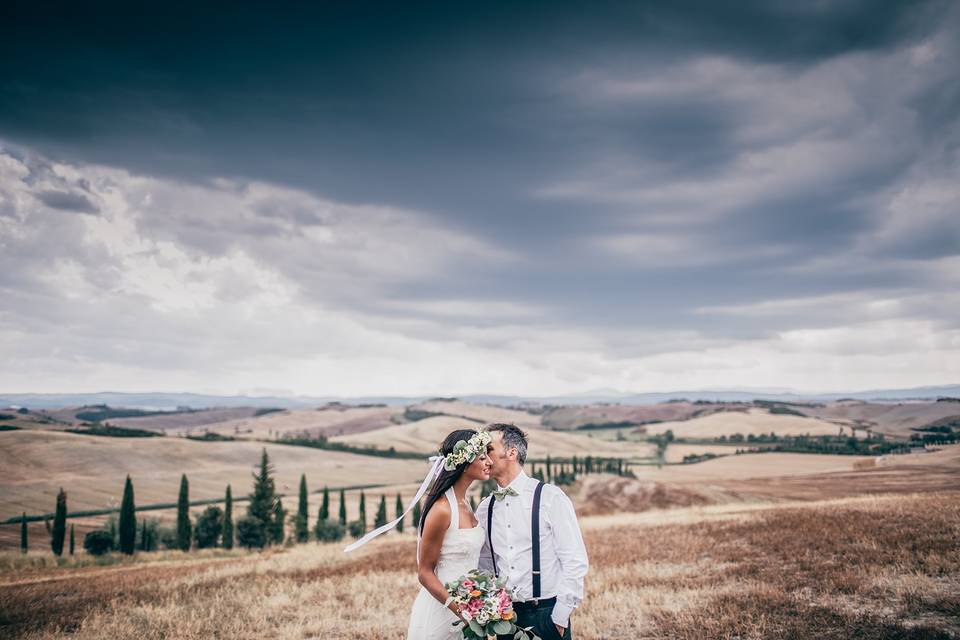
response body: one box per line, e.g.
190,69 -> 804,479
419,428 -> 482,535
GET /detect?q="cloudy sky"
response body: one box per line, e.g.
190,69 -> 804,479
1,1 -> 958,397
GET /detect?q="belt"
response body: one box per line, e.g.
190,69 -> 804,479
512,596 -> 556,612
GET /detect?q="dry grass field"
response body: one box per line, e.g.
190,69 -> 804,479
410,399 -> 542,429
542,401 -> 711,430
109,407 -> 265,431
129,405 -> 402,439
331,414 -> 658,459
1,492 -> 957,639
639,408 -> 854,439
0,429 -> 426,543
796,400 -> 960,438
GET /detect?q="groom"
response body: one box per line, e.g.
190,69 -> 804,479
476,424 -> 589,640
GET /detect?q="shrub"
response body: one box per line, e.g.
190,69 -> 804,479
84,529 -> 114,556
195,506 -> 224,549
237,516 -> 268,549
158,525 -> 179,550
314,519 -> 346,543
347,519 -> 365,539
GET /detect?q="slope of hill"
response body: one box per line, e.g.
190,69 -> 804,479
331,415 -> 657,459
0,429 -> 425,523
542,401 -> 722,430
635,408 -> 848,439
144,405 -> 401,439
795,400 -> 960,437
407,399 -> 541,428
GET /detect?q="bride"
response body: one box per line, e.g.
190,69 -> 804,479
343,428 -> 492,640
407,428 -> 492,639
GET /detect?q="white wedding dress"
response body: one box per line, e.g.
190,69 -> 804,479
406,487 -> 486,640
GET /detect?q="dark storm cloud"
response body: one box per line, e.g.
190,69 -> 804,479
1,0 -> 958,350
34,189 -> 99,214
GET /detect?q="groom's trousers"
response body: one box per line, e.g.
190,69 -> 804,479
498,597 -> 572,640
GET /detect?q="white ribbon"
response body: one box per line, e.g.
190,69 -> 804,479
343,455 -> 444,554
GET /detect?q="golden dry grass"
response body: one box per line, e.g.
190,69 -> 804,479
332,415 -> 658,459
642,408 -> 850,439
410,399 -> 543,429
0,429 -> 425,522
164,405 -> 402,439
1,492 -> 957,639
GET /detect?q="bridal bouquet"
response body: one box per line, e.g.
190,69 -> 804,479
445,569 -> 537,640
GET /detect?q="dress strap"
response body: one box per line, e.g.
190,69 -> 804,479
444,488 -> 459,530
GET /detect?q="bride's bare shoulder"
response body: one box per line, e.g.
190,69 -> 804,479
421,499 -> 451,533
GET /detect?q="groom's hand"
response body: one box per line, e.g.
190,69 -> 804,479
555,623 -> 565,637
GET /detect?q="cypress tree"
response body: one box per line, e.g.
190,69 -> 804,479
545,455 -> 552,483
395,494 -> 404,534
338,488 -> 347,525
248,448 -> 277,546
470,495 -> 477,511
374,495 -> 387,529
412,499 -> 422,530
320,486 -> 330,522
222,485 -> 234,549
176,474 -> 191,551
51,488 -> 67,556
271,498 -> 285,544
119,475 -> 136,554
20,512 -> 27,553
359,492 -> 367,531
295,474 -> 309,543
70,523 -> 75,555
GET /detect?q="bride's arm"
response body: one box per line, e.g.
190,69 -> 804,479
417,500 -> 462,617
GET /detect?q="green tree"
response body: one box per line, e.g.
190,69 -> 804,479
195,506 -> 224,548
84,529 -> 114,556
20,512 -> 27,554
470,495 -> 477,511
295,474 -> 309,543
176,474 -> 192,551
338,488 -> 347,525
347,519 -> 365,539
51,487 -> 67,556
358,491 -> 367,532
314,519 -> 345,542
374,494 -> 387,529
247,448 -> 277,548
271,498 -> 285,545
236,516 -> 266,549
412,500 -> 422,530
320,486 -> 330,522
119,475 -> 136,554
222,485 -> 234,550
138,518 -> 159,552
69,523 -> 75,555
395,494 -> 404,534
545,455 -> 552,483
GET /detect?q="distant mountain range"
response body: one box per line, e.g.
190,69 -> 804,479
2,384 -> 958,410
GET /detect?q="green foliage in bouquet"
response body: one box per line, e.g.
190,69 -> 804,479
445,569 -> 539,640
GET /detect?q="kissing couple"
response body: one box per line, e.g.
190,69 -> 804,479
346,423 -> 589,640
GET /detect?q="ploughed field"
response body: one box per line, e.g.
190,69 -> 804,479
1,492 -> 957,639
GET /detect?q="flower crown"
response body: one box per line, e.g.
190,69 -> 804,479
442,430 -> 492,471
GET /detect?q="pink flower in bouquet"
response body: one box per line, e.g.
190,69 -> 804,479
497,589 -> 513,613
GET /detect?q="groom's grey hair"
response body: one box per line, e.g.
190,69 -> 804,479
487,423 -> 528,464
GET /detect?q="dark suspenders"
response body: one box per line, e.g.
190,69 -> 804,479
531,480 -> 544,598
487,480 -> 545,598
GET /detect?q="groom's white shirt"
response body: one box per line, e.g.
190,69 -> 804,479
475,470 -> 589,628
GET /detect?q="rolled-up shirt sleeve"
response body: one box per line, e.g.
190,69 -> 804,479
548,491 -> 589,628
